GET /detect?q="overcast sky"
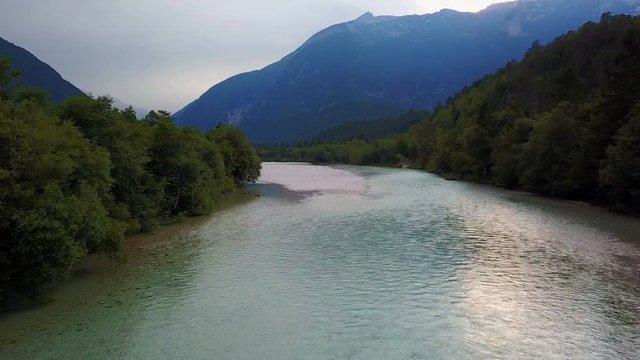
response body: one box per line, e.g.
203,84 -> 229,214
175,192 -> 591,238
0,1 -> 508,112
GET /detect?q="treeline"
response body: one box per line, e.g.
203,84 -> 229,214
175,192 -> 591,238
259,135 -> 415,165
261,14 -> 640,213
259,111 -> 429,164
0,58 -> 260,300
312,110 -> 429,143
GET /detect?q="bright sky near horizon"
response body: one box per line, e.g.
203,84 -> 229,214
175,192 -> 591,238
0,1 -> 509,111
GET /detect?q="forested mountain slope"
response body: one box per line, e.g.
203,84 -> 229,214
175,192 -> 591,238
410,14 -> 640,211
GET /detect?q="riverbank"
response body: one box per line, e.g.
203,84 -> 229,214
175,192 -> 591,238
127,189 -> 259,256
0,189 -> 260,316
275,158 -> 640,217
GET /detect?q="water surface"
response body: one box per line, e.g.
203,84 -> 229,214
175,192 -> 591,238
1,162 -> 639,359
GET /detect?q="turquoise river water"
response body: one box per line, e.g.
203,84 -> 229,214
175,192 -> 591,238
1,162 -> 639,359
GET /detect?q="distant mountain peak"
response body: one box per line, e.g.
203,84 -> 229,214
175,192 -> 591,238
436,8 -> 460,15
354,11 -> 388,25
356,12 -> 375,21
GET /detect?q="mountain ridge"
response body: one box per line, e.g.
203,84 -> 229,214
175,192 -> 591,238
175,0 -> 640,143
0,36 -> 85,103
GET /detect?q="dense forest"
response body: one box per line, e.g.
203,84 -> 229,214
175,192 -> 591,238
258,133 -> 416,166
311,110 -> 428,143
260,14 -> 640,213
0,58 -> 261,301
259,111 -> 427,164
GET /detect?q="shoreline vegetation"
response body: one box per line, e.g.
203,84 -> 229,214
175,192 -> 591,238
0,189 -> 258,315
259,14 -> 640,215
0,58 -> 261,303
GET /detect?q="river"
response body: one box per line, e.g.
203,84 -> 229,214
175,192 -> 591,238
1,162 -> 639,359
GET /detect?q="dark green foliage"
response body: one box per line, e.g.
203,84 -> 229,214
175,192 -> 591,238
409,15 -> 640,211
0,98 -> 124,297
59,96 -> 160,232
518,102 -> 584,196
0,57 -> 18,93
208,124 -> 261,185
600,104 -> 640,212
0,64 -> 260,300
147,117 -> 228,218
491,116 -> 534,188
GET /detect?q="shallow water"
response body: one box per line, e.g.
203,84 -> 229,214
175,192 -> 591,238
1,162 -> 639,359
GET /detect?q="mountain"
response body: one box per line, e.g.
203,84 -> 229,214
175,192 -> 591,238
174,0 -> 640,143
0,36 -> 84,103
